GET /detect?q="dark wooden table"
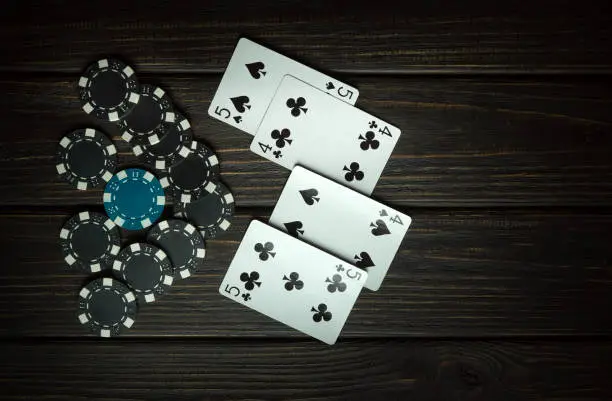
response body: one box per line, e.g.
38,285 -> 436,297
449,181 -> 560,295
1,1 -> 611,399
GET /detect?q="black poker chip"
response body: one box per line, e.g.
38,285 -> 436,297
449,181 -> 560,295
113,243 -> 174,303
159,141 -> 220,203
55,128 -> 118,190
132,112 -> 193,171
147,219 -> 206,279
78,58 -> 140,122
59,211 -> 121,273
119,84 -> 175,146
77,277 -> 137,338
174,181 -> 234,239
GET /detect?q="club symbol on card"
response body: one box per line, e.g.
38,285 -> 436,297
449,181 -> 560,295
284,221 -> 304,238
254,242 -> 275,261
370,219 -> 390,236
270,128 -> 292,148
311,303 -> 332,322
242,293 -> 252,301
240,271 -> 261,290
369,121 -> 378,129
273,150 -> 283,159
233,116 -> 242,124
343,162 -> 364,182
230,96 -> 251,113
336,264 -> 345,272
299,188 -> 319,205
286,97 -> 308,117
326,274 -> 347,293
359,131 -> 380,151
245,61 -> 266,79
326,82 -> 335,90
283,272 -> 304,291
354,251 -> 375,268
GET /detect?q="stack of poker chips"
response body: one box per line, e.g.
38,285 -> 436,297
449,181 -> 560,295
55,58 -> 235,337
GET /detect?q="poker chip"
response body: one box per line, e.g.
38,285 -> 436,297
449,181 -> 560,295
55,128 -> 117,190
174,181 -> 234,239
103,168 -> 165,230
159,141 -> 220,203
147,219 -> 206,279
119,84 -> 175,146
78,58 -> 140,122
77,277 -> 137,338
113,243 -> 174,303
132,112 -> 193,171
59,211 -> 121,272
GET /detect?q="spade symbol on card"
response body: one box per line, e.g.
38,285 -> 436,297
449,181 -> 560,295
284,221 -> 304,238
354,251 -> 375,268
299,189 -> 319,205
370,219 -> 390,236
230,96 -> 251,113
326,82 -> 335,90
245,62 -> 266,79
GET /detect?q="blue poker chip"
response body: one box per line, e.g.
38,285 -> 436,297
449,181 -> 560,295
103,168 -> 166,230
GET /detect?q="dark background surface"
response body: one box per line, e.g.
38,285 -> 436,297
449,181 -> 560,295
1,1 -> 611,399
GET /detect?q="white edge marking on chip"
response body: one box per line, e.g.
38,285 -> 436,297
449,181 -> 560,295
78,76 -> 88,88
180,270 -> 191,279
219,219 -> 230,231
153,87 -> 165,98
159,220 -> 169,230
59,228 -> 69,239
99,59 -> 109,68
56,164 -> 66,174
65,254 -> 76,265
100,329 -> 111,338
82,103 -> 94,114
79,288 -> 90,298
102,171 -> 113,182
108,111 -> 119,121
163,275 -> 173,286
165,112 -> 176,123
180,119 -> 190,130
205,182 -> 216,193
122,132 -> 133,142
157,196 -> 165,206
123,317 -> 134,328
85,128 -> 96,137
178,146 -> 190,158
102,277 -> 113,287
130,243 -> 141,252
155,160 -> 165,170
180,194 -> 191,203
117,170 -> 128,180
77,181 -> 88,191
78,313 -> 89,324
79,211 -> 89,220
91,263 -> 101,273
112,260 -> 122,271
59,137 -> 71,148
144,293 -> 155,303
148,135 -> 160,146
104,218 -> 116,230
160,177 -> 171,188
185,224 -> 195,234
125,292 -> 136,303
103,192 -> 112,203
114,216 -> 125,227
155,249 -> 166,260
110,244 -> 120,255
143,171 -> 154,182
196,248 -> 205,259
209,155 -> 219,166
129,93 -> 140,104
133,145 -> 143,156
124,65 -> 135,77
107,144 -> 117,155
224,193 -> 234,203
141,218 -> 152,228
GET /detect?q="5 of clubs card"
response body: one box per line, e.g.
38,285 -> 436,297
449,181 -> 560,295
269,166 -> 412,291
209,38 -> 360,135
250,75 -> 401,195
219,220 -> 367,344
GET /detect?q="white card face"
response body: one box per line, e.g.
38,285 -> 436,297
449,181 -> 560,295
269,166 -> 411,291
251,75 -> 401,195
209,38 -> 359,135
219,220 -> 367,345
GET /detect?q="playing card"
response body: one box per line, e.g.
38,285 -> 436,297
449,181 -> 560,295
250,75 -> 401,195
209,38 -> 359,135
219,220 -> 367,345
269,166 -> 411,291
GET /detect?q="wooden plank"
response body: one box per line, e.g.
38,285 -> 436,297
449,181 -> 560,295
0,76 -> 611,207
1,209 -> 610,338
1,1 -> 611,74
2,339 -> 612,400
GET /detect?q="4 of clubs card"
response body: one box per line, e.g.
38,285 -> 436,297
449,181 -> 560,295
209,38 -> 360,135
219,220 -> 367,344
250,75 -> 401,195
269,166 -> 411,291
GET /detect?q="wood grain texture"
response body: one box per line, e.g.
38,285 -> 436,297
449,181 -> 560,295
2,210 -> 610,338
1,76 -> 611,207
1,1 -> 611,74
3,339 -> 612,400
